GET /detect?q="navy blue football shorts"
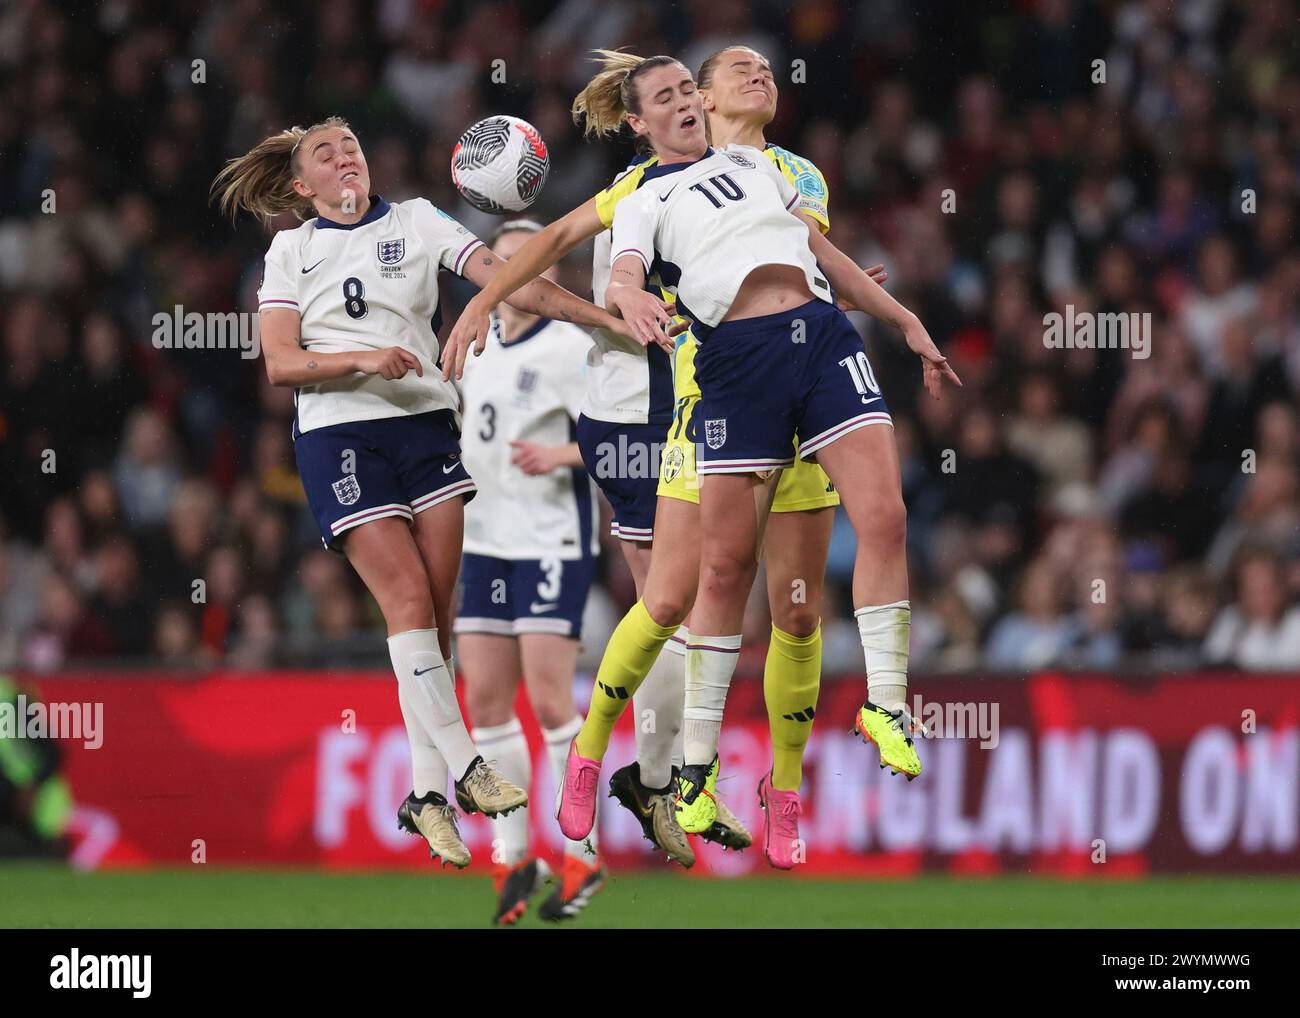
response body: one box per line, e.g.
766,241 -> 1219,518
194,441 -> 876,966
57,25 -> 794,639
454,552 -> 595,639
295,410 -> 476,550
692,300 -> 892,473
575,415 -> 663,542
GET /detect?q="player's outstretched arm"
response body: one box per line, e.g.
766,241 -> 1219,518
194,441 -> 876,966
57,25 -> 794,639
452,243 -> 648,378
441,198 -> 606,380
499,271 -> 636,338
604,254 -> 678,353
803,225 -> 962,399
785,210 -> 889,306
791,211 -> 888,301
260,308 -> 421,385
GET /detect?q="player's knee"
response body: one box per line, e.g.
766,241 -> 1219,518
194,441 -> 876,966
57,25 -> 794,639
772,598 -> 820,638
851,492 -> 907,549
642,589 -> 690,628
699,547 -> 756,600
532,700 -> 577,732
466,684 -> 511,728
382,582 -> 435,632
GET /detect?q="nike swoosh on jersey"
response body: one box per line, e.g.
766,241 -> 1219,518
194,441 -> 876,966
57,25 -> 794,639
442,462 -> 459,474
658,185 -> 678,203
529,602 -> 559,614
301,259 -> 327,274
413,666 -> 437,676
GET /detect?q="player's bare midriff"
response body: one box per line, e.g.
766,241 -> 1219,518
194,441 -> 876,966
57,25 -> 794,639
722,263 -> 816,323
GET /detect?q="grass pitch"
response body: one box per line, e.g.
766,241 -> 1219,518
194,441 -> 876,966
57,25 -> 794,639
2,864 -> 1297,928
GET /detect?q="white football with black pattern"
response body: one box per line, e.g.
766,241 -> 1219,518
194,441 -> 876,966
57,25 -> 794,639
451,115 -> 550,214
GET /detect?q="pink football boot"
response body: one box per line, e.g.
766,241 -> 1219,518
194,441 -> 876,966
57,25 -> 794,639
757,772 -> 803,870
555,739 -> 601,841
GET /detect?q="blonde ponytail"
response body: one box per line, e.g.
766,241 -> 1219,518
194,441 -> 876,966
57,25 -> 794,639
210,116 -> 352,227
571,50 -> 682,139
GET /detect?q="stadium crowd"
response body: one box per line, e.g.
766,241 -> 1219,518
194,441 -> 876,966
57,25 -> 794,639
1,0 -> 1298,675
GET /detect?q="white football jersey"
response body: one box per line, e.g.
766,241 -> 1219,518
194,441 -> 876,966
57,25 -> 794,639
580,165 -> 674,427
459,315 -> 600,560
609,145 -> 833,329
257,196 -> 484,437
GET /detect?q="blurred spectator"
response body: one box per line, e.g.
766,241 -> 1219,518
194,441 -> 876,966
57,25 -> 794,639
75,312 -> 149,470
112,408 -> 181,530
1205,453 -> 1300,576
944,407 -> 1040,533
1148,566 -> 1217,670
0,521 -> 47,668
228,593 -> 281,670
1180,236 -> 1258,377
985,560 -> 1075,671
1005,371 -> 1093,498
1119,448 -> 1221,561
41,499 -> 93,593
1204,550 -> 1300,669
911,586 -> 983,673
154,601 -> 205,669
142,480 -> 219,604
22,572 -> 113,670
87,536 -> 151,657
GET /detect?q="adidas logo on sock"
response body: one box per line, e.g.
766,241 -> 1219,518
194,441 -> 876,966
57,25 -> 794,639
597,681 -> 629,700
782,706 -> 816,723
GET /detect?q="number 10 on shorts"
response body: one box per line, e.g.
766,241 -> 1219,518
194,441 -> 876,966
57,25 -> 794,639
839,352 -> 881,401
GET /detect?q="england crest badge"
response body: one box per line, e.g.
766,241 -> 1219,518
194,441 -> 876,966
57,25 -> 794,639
332,474 -> 361,506
704,419 -> 727,450
377,238 -> 405,265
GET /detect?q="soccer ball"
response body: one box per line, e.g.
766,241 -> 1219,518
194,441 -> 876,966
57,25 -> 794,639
451,115 -> 550,214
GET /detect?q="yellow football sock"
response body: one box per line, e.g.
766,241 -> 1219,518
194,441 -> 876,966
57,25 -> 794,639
576,600 -> 679,761
764,622 -> 822,791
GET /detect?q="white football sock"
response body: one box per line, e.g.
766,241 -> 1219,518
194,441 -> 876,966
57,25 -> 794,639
668,635 -> 686,773
473,718 -> 531,868
855,601 -> 910,712
399,688 -> 450,798
633,625 -> 687,789
387,628 -> 478,779
683,634 -> 741,766
390,634 -> 449,798
542,716 -> 597,859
